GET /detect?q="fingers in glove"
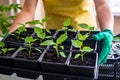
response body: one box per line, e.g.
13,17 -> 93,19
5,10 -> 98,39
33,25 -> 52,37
99,42 -> 110,64
94,32 -> 105,40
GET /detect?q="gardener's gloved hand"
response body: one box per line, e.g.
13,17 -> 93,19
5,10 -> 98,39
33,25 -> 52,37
94,29 -> 114,64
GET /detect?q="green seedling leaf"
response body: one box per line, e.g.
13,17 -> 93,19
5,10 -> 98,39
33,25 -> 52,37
78,23 -> 89,29
36,32 -> 46,39
25,36 -> 36,44
63,18 -> 71,27
71,40 -> 82,48
60,52 -> 66,58
0,42 -> 5,48
68,29 -> 77,32
78,33 -> 89,40
53,46 -> 57,50
113,36 -> 120,41
60,45 -> 64,50
17,25 -> 27,33
19,47 -> 26,51
34,48 -> 42,53
56,32 -> 68,44
26,20 -> 40,25
45,36 -> 52,39
46,29 -> 51,34
1,48 -> 7,54
74,53 -> 81,59
89,27 -> 95,31
40,40 -> 55,46
82,46 -> 93,52
41,17 -> 50,23
8,48 -> 15,51
78,23 -> 95,30
34,27 -> 43,34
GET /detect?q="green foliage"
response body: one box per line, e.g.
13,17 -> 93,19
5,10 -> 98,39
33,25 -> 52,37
77,33 -> 89,41
71,23 -> 94,61
40,32 -> 68,58
113,36 -> 120,41
26,18 -> 52,43
12,24 -> 27,40
0,4 -> 22,36
71,40 -> 93,62
20,36 -> 41,57
57,18 -> 77,32
78,23 -> 96,31
0,41 -> 15,55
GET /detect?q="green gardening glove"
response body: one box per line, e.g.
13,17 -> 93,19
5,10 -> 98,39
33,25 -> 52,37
94,29 -> 114,64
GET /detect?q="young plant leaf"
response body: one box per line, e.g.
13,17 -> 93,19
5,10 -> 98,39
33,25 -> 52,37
34,27 -> 43,34
56,32 -> 68,44
78,23 -> 89,30
25,36 -> 36,44
74,53 -> 81,59
40,40 -> 55,46
17,25 -> 27,33
63,18 -> 71,27
1,48 -> 7,54
82,46 -> 93,52
71,40 -> 82,48
60,52 -> 66,58
78,23 -> 95,30
0,42 -> 5,48
78,33 -> 89,40
41,17 -> 50,23
60,45 -> 64,50
26,20 -> 40,25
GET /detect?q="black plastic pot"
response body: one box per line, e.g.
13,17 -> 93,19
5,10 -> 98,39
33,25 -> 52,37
12,47 -> 43,70
10,47 -> 43,79
98,60 -> 120,80
0,44 -> 18,67
67,51 -> 98,79
16,70 -> 39,79
39,49 -> 70,73
0,66 -> 13,75
38,49 -> 70,80
2,34 -> 25,47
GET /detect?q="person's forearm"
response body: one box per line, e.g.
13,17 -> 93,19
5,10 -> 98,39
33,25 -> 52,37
9,11 -> 34,33
95,0 -> 114,31
9,0 -> 38,33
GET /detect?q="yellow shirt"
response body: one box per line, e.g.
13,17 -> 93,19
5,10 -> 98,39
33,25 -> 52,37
43,0 -> 97,30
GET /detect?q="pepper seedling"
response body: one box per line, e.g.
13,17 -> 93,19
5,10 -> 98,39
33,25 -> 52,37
0,41 -> 15,55
0,4 -> 22,36
40,32 -> 68,58
57,18 -> 77,33
11,24 -> 27,41
71,40 -> 93,62
26,18 -> 52,43
19,36 -> 41,57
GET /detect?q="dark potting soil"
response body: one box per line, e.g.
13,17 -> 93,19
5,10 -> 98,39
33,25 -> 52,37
16,50 -> 41,60
0,50 -> 16,57
70,56 -> 95,66
5,35 -> 24,43
43,51 -> 67,63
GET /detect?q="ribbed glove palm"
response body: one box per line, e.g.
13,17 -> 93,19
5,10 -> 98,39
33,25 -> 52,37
94,29 -> 114,64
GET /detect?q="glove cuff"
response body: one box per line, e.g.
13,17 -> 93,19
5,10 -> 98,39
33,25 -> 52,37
102,29 -> 114,37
